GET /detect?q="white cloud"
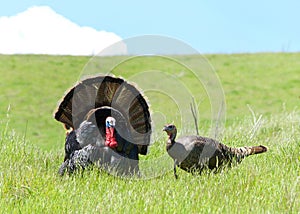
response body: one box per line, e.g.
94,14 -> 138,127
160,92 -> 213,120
0,6 -> 127,55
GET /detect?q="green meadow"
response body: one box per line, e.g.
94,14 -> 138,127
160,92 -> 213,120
0,53 -> 299,213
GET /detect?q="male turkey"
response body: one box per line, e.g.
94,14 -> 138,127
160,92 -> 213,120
54,75 -> 151,176
163,124 -> 268,178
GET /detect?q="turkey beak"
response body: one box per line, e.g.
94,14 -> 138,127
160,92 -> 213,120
162,126 -> 168,132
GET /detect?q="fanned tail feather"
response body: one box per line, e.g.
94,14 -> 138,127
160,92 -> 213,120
54,75 -> 151,155
230,145 -> 268,157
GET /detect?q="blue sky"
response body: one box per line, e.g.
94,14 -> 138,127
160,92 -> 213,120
1,0 -> 299,54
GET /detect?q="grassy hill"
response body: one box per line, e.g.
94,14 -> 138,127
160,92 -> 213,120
0,53 -> 299,213
0,53 -> 299,150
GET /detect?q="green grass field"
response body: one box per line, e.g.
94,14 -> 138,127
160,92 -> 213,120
0,53 -> 299,213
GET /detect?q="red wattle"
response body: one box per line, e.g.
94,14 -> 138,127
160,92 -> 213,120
105,127 -> 118,148
109,127 -> 118,148
105,127 -> 111,147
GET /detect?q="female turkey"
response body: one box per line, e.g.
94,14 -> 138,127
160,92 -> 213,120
54,75 -> 151,176
163,124 -> 268,178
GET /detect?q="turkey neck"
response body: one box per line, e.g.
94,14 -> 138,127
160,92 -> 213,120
166,131 -> 177,151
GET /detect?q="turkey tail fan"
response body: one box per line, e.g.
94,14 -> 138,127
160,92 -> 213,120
229,145 -> 268,157
54,75 -> 152,155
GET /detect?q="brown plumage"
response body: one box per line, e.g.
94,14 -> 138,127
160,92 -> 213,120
54,75 -> 152,176
163,124 -> 268,178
